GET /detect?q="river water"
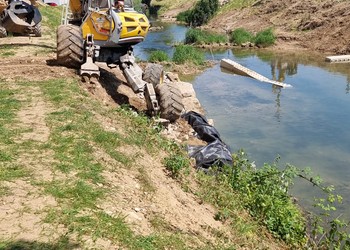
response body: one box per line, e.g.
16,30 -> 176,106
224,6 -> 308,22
134,21 -> 350,218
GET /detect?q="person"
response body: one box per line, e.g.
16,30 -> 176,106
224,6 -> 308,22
115,0 -> 124,11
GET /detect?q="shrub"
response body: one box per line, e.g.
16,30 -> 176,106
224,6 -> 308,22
186,0 -> 219,27
164,154 -> 190,178
172,45 -> 204,65
230,28 -> 254,45
176,9 -> 192,23
254,28 -> 276,47
149,50 -> 169,62
185,28 -> 228,44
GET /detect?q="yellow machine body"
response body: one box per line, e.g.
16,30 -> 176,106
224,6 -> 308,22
118,12 -> 149,40
81,10 -> 114,40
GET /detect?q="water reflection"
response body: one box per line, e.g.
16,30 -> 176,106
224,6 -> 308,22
272,86 -> 281,122
193,48 -> 350,219
135,22 -> 350,218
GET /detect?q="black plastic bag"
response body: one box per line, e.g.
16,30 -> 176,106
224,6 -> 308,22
182,111 -> 233,171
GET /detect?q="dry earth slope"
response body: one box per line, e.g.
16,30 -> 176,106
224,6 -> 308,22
160,0 -> 350,54
0,13 -> 288,250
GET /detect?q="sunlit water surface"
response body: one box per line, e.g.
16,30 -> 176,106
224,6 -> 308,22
135,22 -> 350,217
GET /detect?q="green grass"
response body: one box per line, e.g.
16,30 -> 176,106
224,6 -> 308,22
176,9 -> 192,22
253,28 -> 276,47
172,45 -> 205,65
185,28 -> 228,45
230,28 -> 254,45
149,50 -> 169,62
229,27 -> 276,47
0,45 -> 18,57
39,5 -> 63,37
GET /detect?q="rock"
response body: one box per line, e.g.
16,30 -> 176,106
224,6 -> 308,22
177,81 -> 196,98
166,72 -> 179,82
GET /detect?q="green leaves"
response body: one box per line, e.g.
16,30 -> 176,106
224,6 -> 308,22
177,0 -> 219,27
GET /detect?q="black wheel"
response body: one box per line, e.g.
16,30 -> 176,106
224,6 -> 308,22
33,22 -> 42,37
155,83 -> 184,122
0,25 -> 7,38
57,24 -> 84,68
143,63 -> 164,87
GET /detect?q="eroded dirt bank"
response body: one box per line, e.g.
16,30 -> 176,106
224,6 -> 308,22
161,0 -> 350,55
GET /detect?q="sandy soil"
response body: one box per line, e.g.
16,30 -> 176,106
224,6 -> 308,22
0,30 -> 237,249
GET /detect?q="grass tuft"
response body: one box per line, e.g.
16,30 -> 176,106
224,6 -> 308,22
149,50 -> 169,62
172,45 -> 204,65
230,28 -> 254,45
185,28 -> 228,45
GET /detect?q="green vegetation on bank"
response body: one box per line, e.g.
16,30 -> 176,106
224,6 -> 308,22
231,27 -> 277,47
148,45 -> 204,65
149,50 -> 169,62
183,27 -> 276,47
172,45 -> 204,65
185,28 -> 228,44
230,28 -> 253,45
176,0 -> 219,27
166,148 -> 350,249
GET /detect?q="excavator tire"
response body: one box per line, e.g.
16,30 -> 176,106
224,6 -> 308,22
0,25 -> 7,38
155,83 -> 184,122
33,22 -> 42,37
57,24 -> 84,68
142,63 -> 164,87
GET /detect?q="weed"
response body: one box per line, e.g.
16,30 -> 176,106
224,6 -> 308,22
176,9 -> 192,23
45,180 -> 103,208
230,28 -> 254,45
0,164 -> 29,181
164,154 -> 190,178
185,28 -> 228,45
149,50 -> 169,62
254,28 -> 276,47
172,45 -> 204,65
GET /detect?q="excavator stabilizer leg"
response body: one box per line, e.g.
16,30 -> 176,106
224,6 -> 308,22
80,34 -> 100,79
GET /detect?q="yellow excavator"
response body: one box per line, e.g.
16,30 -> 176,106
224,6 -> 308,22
57,0 -> 184,121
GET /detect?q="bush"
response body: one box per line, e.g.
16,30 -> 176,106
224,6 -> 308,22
230,27 -> 276,47
185,0 -> 219,27
230,28 -> 253,45
185,28 -> 228,45
176,9 -> 192,23
172,45 -> 204,65
164,154 -> 190,178
149,50 -> 169,62
227,153 -> 308,245
254,28 -> 276,47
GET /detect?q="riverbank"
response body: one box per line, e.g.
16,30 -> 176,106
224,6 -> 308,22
159,0 -> 350,55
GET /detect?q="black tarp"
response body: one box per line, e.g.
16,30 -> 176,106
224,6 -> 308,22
181,111 -> 233,172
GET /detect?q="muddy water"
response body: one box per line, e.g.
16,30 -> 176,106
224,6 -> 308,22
136,22 -> 350,218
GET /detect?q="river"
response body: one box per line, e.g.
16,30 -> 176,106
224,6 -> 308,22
134,21 -> 350,218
